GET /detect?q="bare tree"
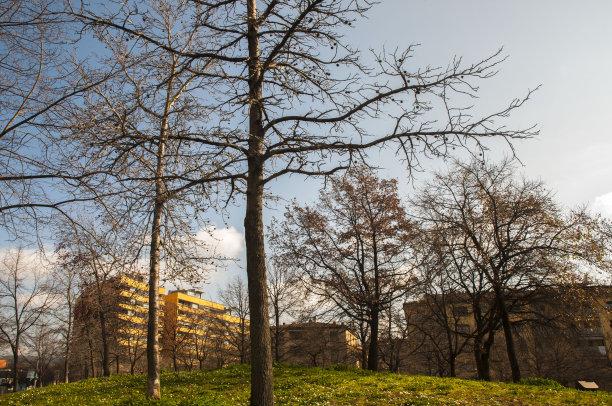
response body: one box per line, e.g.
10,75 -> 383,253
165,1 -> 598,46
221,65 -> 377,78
0,0 -> 116,236
378,306 -> 423,374
271,167 -> 417,371
58,218 -> 138,377
52,244 -> 83,383
409,227 -> 501,379
413,159 -> 607,382
62,1 -> 238,396
267,262 -> 299,362
71,1 -> 536,402
23,320 -> 61,387
119,318 -> 148,375
219,276 -> 250,365
0,248 -> 54,392
192,320 -> 213,370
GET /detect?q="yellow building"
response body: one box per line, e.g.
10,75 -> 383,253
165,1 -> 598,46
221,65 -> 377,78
115,275 -> 166,371
73,276 -> 247,376
162,289 -> 247,369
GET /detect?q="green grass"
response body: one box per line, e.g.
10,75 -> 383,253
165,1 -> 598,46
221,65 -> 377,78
2,364 -> 612,405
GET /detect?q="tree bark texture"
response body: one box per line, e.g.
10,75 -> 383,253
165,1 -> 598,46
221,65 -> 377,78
146,197 -> 163,398
146,120 -> 168,398
245,0 -> 274,404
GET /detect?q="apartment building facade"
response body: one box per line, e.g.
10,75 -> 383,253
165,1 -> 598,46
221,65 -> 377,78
271,322 -> 360,368
162,288 -> 247,369
402,287 -> 612,389
72,275 -> 245,377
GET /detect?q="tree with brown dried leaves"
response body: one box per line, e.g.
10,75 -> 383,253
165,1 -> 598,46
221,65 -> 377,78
271,166 -> 418,371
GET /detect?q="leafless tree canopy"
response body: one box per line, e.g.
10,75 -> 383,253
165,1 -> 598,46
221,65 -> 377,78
0,248 -> 54,391
271,167 -> 418,370
412,159 -> 610,382
1,0 -> 545,403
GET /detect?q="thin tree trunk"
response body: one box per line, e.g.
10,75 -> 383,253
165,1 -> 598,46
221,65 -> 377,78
245,0 -> 273,404
367,307 -> 379,371
12,341 -> 19,392
63,298 -> 73,383
496,291 -> 521,382
359,320 -> 368,369
146,195 -> 164,398
146,64 -> 173,398
98,308 -> 110,376
474,330 -> 495,381
87,331 -> 95,377
367,231 -> 380,371
274,309 -> 280,362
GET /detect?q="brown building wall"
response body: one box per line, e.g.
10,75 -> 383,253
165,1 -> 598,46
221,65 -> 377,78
271,322 -> 360,368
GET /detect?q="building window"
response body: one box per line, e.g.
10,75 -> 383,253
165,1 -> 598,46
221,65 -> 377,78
453,306 -> 468,316
456,324 -> 470,334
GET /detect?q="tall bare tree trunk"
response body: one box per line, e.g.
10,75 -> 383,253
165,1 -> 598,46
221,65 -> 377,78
146,189 -> 163,398
144,54 -> 178,396
244,159 -> 273,405
146,115 -> 168,398
245,1 -> 273,404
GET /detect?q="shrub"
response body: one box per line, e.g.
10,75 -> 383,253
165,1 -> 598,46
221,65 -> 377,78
518,377 -> 565,389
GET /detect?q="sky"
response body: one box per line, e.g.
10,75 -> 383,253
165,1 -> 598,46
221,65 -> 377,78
3,0 -> 612,302
350,0 -> 612,208
203,0 -> 612,298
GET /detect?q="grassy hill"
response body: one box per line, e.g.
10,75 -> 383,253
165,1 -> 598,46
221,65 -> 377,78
2,364 -> 612,405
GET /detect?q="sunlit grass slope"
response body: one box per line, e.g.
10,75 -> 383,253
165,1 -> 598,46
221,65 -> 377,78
3,363 -> 612,405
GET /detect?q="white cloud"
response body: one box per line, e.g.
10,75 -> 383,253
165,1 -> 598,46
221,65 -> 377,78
592,192 -> 612,219
0,246 -> 56,276
196,226 -> 245,259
